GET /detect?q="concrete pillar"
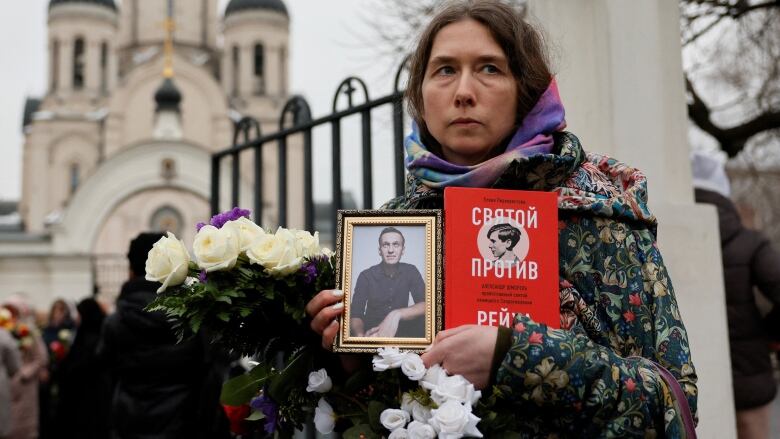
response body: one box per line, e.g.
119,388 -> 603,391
528,1 -> 735,437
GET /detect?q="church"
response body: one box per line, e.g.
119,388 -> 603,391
1,0 -> 297,306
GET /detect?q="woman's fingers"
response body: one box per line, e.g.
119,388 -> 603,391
322,320 -> 339,350
310,301 -> 344,335
305,289 -> 343,318
432,324 -> 473,344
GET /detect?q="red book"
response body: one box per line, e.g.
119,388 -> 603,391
443,187 -> 560,329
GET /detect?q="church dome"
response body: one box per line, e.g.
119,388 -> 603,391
225,0 -> 288,17
154,78 -> 182,112
49,0 -> 117,11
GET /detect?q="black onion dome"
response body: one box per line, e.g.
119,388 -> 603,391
49,0 -> 117,11
154,78 -> 182,112
225,0 -> 288,17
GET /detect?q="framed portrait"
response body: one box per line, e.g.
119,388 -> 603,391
333,210 -> 443,353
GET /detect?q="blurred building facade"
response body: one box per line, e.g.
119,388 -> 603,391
0,0 -> 298,305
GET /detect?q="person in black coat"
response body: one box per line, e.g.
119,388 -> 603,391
692,152 -> 780,439
97,232 -> 230,439
56,298 -> 110,439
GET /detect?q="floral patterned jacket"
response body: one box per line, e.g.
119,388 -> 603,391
383,132 -> 698,438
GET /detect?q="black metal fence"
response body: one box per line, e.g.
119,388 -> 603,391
211,59 -> 409,236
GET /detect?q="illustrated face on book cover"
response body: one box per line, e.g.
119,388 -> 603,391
477,219 -> 529,264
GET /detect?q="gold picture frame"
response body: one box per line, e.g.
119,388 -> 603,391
333,210 -> 443,353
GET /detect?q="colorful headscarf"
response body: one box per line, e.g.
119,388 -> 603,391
404,79 -> 566,188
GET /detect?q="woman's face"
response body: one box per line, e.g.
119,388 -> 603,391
421,19 -> 518,166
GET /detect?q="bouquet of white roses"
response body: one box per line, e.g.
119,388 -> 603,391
146,207 -> 334,358
147,208 -> 516,438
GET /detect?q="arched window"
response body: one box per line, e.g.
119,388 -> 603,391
253,43 -> 265,94
232,45 -> 240,96
73,37 -> 85,89
100,42 -> 108,93
150,205 -> 184,237
51,39 -> 59,91
69,163 -> 80,194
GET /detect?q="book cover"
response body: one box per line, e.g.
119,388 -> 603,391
444,187 -> 560,329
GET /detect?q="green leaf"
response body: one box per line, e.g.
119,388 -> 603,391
217,312 -> 230,322
220,365 -> 272,406
245,410 -> 265,421
268,348 -> 313,402
343,424 -> 379,439
343,368 -> 372,394
367,400 -> 386,433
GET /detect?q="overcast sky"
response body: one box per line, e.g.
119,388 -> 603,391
0,0 -> 405,205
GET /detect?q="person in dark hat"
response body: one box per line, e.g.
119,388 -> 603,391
97,232 -> 230,439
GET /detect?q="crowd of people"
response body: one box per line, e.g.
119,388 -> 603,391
0,233 -> 233,439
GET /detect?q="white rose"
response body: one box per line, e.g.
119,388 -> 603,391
428,400 -> 482,438
400,353 -> 427,381
380,408 -> 410,431
407,421 -> 436,439
192,225 -> 240,272
420,364 -> 448,391
401,394 -> 432,423
145,232 -> 191,292
225,216 -> 266,252
388,428 -> 410,439
294,230 -> 321,258
313,398 -> 335,434
306,368 -> 332,393
372,347 -> 406,371
246,228 -> 302,275
430,375 -> 482,407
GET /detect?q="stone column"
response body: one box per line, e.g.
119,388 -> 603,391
86,39 -> 101,93
240,44 -> 253,96
59,39 -> 73,92
528,0 -> 734,436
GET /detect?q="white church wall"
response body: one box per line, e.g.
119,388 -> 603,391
106,54 -> 228,155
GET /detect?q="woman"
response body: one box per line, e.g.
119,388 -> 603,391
39,299 -> 75,439
56,298 -> 111,439
4,296 -> 48,439
306,1 -> 698,437
0,317 -> 21,439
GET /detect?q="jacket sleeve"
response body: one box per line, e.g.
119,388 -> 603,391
495,227 -> 697,437
751,235 -> 780,306
16,334 -> 48,382
2,332 -> 21,377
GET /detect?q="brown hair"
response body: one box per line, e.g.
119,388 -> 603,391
406,0 -> 552,152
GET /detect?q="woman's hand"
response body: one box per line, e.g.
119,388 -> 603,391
305,289 -> 344,350
420,325 -> 498,390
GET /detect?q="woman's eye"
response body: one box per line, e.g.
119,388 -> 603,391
481,64 -> 500,74
436,66 -> 455,76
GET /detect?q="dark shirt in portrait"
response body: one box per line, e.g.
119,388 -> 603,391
351,262 -> 425,337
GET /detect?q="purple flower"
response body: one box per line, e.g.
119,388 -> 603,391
250,395 -> 277,434
195,222 -> 207,232
198,270 -> 207,283
210,207 -> 252,229
300,262 -> 318,284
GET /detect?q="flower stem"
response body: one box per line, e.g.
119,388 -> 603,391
332,390 -> 368,412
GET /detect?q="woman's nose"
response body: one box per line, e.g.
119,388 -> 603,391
454,73 -> 476,108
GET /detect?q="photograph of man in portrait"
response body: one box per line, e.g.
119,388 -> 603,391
349,226 -> 426,338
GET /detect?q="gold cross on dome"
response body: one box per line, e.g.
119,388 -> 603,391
162,0 -> 175,78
